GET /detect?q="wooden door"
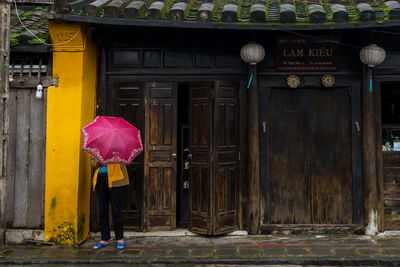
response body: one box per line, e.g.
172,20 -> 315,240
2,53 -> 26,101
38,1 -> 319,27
144,82 -> 177,231
189,81 -> 240,235
309,89 -> 353,224
269,89 -> 311,224
107,77 -> 145,231
268,88 -> 353,224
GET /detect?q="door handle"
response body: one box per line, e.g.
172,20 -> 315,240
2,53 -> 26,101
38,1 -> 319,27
172,153 -> 177,160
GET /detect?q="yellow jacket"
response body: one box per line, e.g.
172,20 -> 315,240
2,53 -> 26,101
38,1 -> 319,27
90,157 -> 130,190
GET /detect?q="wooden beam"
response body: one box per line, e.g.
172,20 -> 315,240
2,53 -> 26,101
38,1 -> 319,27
362,65 -> 379,235
247,66 -> 260,234
0,0 -> 10,233
9,76 -> 54,89
375,78 -> 385,231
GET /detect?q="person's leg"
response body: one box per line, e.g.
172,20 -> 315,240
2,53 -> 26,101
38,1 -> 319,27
97,174 -> 111,243
110,186 -> 124,248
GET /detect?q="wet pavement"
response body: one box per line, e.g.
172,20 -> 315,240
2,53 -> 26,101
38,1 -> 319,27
1,233 -> 400,266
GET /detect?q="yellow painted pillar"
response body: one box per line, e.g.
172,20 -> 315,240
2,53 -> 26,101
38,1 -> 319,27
44,21 -> 97,245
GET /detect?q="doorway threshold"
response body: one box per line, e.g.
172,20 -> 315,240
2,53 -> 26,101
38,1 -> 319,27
92,229 -> 248,238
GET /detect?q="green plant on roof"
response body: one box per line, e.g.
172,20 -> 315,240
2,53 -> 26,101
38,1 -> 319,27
212,0 -> 224,22
20,10 -> 33,20
27,32 -> 49,45
184,0 -> 196,20
10,33 -> 20,47
28,38 -> 44,45
320,0 -> 333,21
35,6 -> 48,11
161,0 -> 176,20
239,0 -> 252,21
370,0 -> 387,22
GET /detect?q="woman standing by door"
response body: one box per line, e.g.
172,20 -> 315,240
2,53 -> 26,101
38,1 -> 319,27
90,156 -> 129,250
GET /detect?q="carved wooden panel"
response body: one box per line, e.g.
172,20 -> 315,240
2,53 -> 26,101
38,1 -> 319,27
144,82 -> 177,231
107,78 -> 145,231
189,82 -> 212,235
189,81 -> 239,235
213,81 -> 239,234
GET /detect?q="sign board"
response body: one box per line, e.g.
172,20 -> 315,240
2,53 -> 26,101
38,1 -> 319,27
276,36 -> 340,72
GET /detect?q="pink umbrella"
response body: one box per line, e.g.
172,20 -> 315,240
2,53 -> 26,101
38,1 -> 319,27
81,116 -> 143,165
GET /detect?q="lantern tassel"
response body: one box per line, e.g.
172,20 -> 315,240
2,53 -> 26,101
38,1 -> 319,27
247,65 -> 254,89
247,75 -> 253,89
369,68 -> 373,93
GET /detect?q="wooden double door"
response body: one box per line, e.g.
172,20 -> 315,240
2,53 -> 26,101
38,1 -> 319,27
268,88 -> 354,224
106,77 -> 240,235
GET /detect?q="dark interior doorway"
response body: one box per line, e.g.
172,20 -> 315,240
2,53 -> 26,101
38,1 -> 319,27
177,83 -> 190,228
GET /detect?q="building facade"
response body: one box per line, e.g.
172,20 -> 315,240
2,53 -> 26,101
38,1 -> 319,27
35,0 -> 400,244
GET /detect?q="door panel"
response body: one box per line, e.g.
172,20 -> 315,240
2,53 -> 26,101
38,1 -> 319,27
213,81 -> 239,234
309,89 -> 353,224
268,88 -> 353,224
189,82 -> 213,234
144,82 -> 177,231
107,77 -> 144,231
269,89 -> 311,224
189,81 -> 239,235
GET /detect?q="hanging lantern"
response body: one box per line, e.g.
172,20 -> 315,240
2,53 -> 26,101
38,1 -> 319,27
359,44 -> 386,67
240,42 -> 265,65
359,44 -> 386,93
240,42 -> 265,89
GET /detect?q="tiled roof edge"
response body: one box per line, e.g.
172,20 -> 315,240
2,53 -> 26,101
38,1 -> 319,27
44,13 -> 400,30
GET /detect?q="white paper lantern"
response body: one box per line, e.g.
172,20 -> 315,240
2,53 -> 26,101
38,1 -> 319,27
240,42 -> 265,65
359,44 -> 386,67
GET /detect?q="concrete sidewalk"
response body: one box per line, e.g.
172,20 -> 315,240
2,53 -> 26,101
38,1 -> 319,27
1,232 -> 400,265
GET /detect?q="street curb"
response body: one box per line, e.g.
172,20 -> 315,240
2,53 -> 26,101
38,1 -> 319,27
1,257 -> 400,266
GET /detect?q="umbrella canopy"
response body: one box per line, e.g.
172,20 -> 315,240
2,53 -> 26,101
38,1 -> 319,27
81,116 -> 143,165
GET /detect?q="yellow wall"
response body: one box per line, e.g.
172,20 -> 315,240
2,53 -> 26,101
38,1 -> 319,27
45,20 -> 97,245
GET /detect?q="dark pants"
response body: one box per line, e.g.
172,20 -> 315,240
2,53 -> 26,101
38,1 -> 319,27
96,173 -> 124,241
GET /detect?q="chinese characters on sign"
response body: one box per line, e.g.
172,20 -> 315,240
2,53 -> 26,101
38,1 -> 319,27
276,36 -> 340,72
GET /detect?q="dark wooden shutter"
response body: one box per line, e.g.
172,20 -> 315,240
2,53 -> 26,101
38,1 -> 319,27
106,77 -> 145,231
189,81 -> 213,234
213,81 -> 240,234
144,82 -> 177,231
189,81 -> 239,235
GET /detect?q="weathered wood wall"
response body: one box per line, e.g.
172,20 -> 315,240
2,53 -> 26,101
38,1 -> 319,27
382,153 -> 400,229
6,87 -> 46,229
0,0 -> 10,230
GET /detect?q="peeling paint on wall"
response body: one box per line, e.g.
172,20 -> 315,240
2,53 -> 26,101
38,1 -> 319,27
51,197 -> 57,210
77,214 -> 85,241
54,222 -> 76,245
